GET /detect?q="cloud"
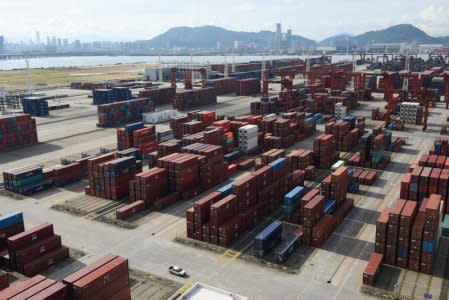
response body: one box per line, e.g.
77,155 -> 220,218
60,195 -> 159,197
238,3 -> 257,13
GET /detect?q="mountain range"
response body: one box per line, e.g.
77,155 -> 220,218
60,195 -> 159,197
145,24 -> 449,49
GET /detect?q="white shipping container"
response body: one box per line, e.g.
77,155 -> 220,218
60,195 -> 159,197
239,137 -> 258,150
143,110 -> 177,124
263,114 -> 277,121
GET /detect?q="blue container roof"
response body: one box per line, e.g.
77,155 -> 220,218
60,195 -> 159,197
285,186 -> 304,199
255,220 -> 282,241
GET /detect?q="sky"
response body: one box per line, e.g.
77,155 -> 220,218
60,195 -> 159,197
1,0 -> 449,42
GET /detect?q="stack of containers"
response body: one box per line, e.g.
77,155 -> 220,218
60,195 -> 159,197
235,78 -> 261,96
0,212 -> 24,251
313,134 -> 338,169
334,102 -> 346,119
385,199 -> 406,265
182,143 -> 228,191
85,154 -> 142,200
117,122 -> 156,153
111,87 -> 132,102
421,194 -> 441,273
192,192 -> 224,241
138,87 -> 176,106
97,98 -> 154,127
0,114 -> 38,150
333,121 -> 351,151
239,125 -> 259,153
397,201 -> 417,267
409,206 -> 425,271
204,78 -> 236,95
369,196 -> 441,277
7,223 -> 68,276
157,129 -> 174,143
157,140 -> 181,157
173,88 -> 217,110
330,166 -> 349,207
170,115 -> 189,139
375,209 -> 389,254
63,254 -> 130,299
371,134 -> 384,167
22,97 -> 49,116
3,166 -> 52,195
302,195 -> 325,245
213,194 -> 240,246
129,167 -> 168,206
282,186 -> 305,217
400,102 -> 423,125
53,162 -> 86,187
359,133 -> 372,165
253,221 -> 282,258
92,89 -> 113,105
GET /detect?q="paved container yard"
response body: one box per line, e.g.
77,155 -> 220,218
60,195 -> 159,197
1,86 -> 449,300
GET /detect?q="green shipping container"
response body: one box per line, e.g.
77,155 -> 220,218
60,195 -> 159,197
443,214 -> 449,237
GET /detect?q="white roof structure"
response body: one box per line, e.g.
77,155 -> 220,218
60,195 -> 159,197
178,282 -> 247,300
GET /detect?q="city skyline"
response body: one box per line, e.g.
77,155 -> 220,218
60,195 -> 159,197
1,0 -> 449,43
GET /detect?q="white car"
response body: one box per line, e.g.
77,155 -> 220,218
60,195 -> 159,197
168,265 -> 187,277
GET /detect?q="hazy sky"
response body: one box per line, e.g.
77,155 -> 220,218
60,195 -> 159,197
1,0 -> 449,42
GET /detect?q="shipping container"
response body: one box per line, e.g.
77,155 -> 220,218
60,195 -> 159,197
254,220 -> 282,258
273,234 -> 300,264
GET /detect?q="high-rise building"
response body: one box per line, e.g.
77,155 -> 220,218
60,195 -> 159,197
52,36 -> 57,46
275,23 -> 282,49
286,29 -> 292,49
0,36 -> 4,52
35,32 -> 40,44
57,38 -> 62,48
46,36 -> 50,45
63,38 -> 69,48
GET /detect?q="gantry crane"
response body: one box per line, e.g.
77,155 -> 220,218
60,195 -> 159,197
170,67 -> 207,90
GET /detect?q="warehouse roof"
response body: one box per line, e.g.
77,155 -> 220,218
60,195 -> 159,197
178,282 -> 247,300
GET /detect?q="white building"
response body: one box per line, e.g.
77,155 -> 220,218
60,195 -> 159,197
175,282 -> 247,300
418,44 -> 444,53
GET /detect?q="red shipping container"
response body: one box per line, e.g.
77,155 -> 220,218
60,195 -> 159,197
23,247 -> 69,277
0,270 -> 8,291
210,195 -> 238,226
9,279 -> 56,300
0,222 -> 25,249
28,282 -> 70,300
194,192 -> 223,224
15,234 -> 62,269
363,253 -> 383,286
72,257 -> 128,299
311,215 -> 333,247
63,254 -> 118,287
0,275 -> 46,299
116,200 -> 145,220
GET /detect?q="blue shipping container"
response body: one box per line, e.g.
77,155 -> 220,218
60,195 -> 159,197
273,234 -> 300,264
217,183 -> 233,196
0,212 -> 24,229
284,186 -> 305,206
254,221 -> 283,257
422,240 -> 434,253
324,200 -> 336,214
124,122 -> 145,132
269,158 -> 287,171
